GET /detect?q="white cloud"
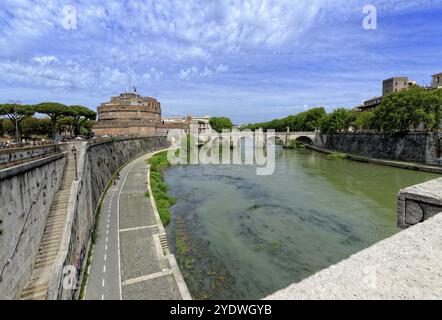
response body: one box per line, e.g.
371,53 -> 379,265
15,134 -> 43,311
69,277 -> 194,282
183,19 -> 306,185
0,0 -> 440,122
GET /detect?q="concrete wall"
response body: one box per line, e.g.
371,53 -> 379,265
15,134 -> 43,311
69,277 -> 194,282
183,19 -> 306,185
0,153 -> 66,299
47,136 -> 169,299
316,132 -> 441,164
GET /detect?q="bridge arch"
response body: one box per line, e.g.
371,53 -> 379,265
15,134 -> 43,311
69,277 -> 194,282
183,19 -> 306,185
294,135 -> 314,145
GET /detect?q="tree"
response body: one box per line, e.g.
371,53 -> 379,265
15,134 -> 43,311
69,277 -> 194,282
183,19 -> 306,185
318,108 -> 353,133
0,103 -> 35,141
354,112 -> 375,131
34,102 -> 70,139
57,116 -> 76,136
209,117 -> 233,133
20,117 -> 52,138
374,86 -> 439,133
0,118 -> 4,137
68,106 -> 97,136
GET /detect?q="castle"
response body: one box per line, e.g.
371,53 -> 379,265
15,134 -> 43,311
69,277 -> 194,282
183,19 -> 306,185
93,92 -> 162,136
93,91 -> 211,137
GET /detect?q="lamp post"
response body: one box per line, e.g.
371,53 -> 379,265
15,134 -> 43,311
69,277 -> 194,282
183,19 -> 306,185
71,145 -> 78,181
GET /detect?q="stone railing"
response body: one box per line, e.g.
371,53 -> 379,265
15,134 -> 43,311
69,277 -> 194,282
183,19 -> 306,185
397,178 -> 442,228
0,143 -> 62,169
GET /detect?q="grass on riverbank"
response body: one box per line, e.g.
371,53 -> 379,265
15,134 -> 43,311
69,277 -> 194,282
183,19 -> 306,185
148,151 -> 176,226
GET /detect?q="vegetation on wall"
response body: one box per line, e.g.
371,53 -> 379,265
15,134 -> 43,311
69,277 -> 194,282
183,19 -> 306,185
148,151 -> 176,226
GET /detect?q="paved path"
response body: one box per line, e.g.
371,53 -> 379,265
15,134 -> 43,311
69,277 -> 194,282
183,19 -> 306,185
85,152 -> 191,300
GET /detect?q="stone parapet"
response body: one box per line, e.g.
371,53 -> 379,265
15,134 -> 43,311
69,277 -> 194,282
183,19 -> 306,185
397,178 -> 442,228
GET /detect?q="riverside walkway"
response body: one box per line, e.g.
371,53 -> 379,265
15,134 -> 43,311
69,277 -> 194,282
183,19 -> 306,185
85,152 -> 191,300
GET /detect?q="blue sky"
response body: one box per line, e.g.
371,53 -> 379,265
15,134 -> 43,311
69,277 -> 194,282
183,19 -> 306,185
1,0 -> 442,124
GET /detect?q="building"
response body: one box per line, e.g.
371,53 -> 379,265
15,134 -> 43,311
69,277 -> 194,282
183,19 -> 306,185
358,96 -> 383,112
358,76 -> 416,112
432,72 -> 442,89
93,92 -> 161,137
382,77 -> 416,96
158,115 -> 212,137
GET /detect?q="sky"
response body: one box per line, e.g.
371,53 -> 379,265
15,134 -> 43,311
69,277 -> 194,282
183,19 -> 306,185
1,0 -> 442,124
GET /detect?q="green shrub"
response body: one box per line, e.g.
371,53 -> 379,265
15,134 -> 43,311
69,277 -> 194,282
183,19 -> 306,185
147,152 -> 175,226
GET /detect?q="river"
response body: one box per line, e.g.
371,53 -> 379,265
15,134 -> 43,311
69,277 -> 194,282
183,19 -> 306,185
164,147 -> 438,300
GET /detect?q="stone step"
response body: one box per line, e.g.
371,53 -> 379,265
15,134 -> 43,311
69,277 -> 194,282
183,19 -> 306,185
45,217 -> 66,227
37,247 -> 59,259
34,259 -> 54,269
45,220 -> 66,229
41,231 -> 62,241
28,269 -> 51,282
35,254 -> 56,266
40,236 -> 62,247
21,284 -> 48,298
50,202 -> 69,211
39,241 -> 60,252
53,194 -> 70,201
20,151 -> 78,300
43,225 -> 64,235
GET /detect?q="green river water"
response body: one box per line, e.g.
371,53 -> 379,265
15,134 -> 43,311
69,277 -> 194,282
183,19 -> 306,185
164,147 -> 438,300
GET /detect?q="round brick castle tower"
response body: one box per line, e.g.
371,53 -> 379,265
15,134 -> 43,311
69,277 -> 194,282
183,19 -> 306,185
93,92 -> 162,137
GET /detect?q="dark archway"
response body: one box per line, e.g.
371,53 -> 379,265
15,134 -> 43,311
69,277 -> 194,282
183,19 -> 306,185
295,136 -> 314,145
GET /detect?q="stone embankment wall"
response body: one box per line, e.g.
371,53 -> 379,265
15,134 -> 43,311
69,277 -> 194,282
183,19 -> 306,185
0,153 -> 67,299
47,136 -> 169,300
315,132 -> 441,164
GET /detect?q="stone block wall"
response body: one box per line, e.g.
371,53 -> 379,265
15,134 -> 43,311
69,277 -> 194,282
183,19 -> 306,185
315,132 -> 440,164
0,153 -> 66,299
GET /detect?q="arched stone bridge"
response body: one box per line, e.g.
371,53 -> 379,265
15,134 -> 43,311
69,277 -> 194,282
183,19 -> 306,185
273,131 -> 317,147
224,131 -> 317,148
168,128 -> 318,148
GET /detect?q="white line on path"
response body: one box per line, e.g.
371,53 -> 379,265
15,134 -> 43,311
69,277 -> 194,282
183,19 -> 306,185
104,253 -> 107,261
119,225 -> 159,233
103,265 -> 106,273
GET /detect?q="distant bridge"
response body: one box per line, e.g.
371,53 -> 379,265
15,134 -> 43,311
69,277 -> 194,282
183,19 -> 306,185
168,129 -> 318,148
227,131 -> 317,148
274,131 -> 317,147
